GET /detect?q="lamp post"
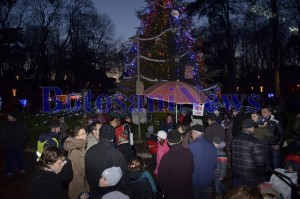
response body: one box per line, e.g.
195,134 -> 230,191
136,30 -> 142,143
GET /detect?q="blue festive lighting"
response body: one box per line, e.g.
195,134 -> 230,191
124,0 -> 203,87
19,99 -> 28,108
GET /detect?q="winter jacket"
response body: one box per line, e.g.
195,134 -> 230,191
64,137 -> 89,199
36,132 -> 61,159
188,136 -> 217,188
0,120 -> 29,149
266,114 -> 285,147
231,130 -> 265,181
36,132 -> 72,182
204,122 -> 225,143
38,132 -> 62,150
157,144 -> 194,199
160,121 -> 175,133
181,131 -> 192,147
154,141 -> 169,175
86,133 -> 98,150
28,167 -> 63,199
269,168 -> 298,199
129,170 -> 155,199
85,138 -> 131,198
232,111 -> 247,137
177,113 -> 192,127
223,119 -> 233,151
253,126 -> 273,142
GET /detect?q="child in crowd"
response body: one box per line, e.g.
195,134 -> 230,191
80,167 -> 129,199
146,125 -> 158,170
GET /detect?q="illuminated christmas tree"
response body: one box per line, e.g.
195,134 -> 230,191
125,0 -> 205,88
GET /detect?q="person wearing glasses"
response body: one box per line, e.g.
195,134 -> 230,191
28,146 -> 66,199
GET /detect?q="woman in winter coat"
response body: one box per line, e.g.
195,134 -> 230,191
28,146 -> 65,199
64,126 -> 89,199
154,130 -> 169,175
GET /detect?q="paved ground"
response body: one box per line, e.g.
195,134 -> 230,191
0,148 -> 37,199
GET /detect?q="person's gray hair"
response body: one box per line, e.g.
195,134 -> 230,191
192,130 -> 204,136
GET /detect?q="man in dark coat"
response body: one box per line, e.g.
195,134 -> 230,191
157,129 -> 194,199
231,119 -> 266,188
261,107 -> 285,169
188,125 -> 217,199
204,113 -> 225,143
0,112 -> 29,176
85,123 -> 131,198
231,108 -> 247,137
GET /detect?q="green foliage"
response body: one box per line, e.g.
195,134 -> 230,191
21,113 -> 81,148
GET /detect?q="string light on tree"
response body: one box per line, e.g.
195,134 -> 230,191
171,10 -> 180,18
125,0 -> 205,88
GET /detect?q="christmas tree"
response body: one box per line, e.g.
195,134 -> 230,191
125,0 -> 205,88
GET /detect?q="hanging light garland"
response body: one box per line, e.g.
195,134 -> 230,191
124,0 -> 204,88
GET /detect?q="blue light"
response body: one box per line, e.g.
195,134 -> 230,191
268,93 -> 275,98
19,99 -> 28,108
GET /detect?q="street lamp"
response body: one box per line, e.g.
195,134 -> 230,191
260,86 -> 264,93
136,30 -> 142,143
12,89 -> 17,97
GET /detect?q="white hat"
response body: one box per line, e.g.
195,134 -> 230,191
157,130 -> 167,140
102,167 -> 122,186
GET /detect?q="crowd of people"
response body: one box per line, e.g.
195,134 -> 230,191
0,106 -> 300,199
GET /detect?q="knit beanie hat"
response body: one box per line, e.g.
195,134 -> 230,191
48,119 -> 61,128
190,124 -> 205,133
167,129 -> 182,144
257,116 -> 267,126
242,118 -> 256,128
102,167 -> 122,186
157,130 -> 167,140
100,124 -> 115,140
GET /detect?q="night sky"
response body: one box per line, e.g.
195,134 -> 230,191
92,0 -> 193,40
